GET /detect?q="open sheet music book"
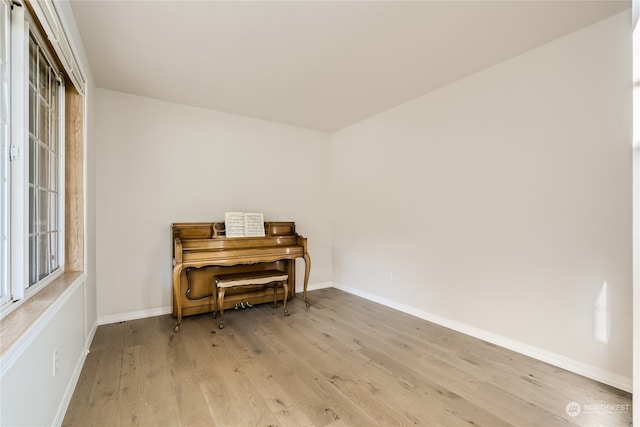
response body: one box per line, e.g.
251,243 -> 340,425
224,212 -> 265,237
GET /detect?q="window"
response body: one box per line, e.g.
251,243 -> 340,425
1,0 -> 10,306
27,32 -> 62,286
1,0 -> 70,310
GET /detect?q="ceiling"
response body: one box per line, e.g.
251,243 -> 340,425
70,1 -> 630,133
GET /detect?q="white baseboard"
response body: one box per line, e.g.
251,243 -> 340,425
85,319 -> 98,354
52,318 -> 100,427
98,306 -> 173,325
296,281 -> 332,293
333,283 -> 632,393
54,344 -> 89,426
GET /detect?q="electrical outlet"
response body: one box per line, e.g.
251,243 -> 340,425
386,272 -> 393,282
53,349 -> 59,376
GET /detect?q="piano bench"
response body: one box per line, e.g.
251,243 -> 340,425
214,270 -> 289,329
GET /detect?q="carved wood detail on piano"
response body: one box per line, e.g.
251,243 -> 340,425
171,221 -> 311,332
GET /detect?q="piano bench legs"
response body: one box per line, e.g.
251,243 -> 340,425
214,270 -> 289,329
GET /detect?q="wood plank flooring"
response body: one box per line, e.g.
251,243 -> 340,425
62,288 -> 632,427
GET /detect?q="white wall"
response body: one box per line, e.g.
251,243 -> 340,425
95,90 -> 332,321
0,1 -> 99,425
0,280 -> 86,427
83,55 -> 98,356
332,11 -> 633,388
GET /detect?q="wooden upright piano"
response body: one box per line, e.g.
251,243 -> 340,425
171,221 -> 311,332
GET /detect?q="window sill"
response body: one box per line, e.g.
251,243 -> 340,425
0,271 -> 85,361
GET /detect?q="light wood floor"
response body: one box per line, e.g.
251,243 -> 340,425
63,288 -> 632,427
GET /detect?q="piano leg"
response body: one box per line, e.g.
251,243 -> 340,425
272,283 -> 278,309
211,279 -> 218,320
283,281 -> 289,317
271,281 -> 289,317
218,287 -> 226,329
173,265 -> 183,332
303,252 -> 311,308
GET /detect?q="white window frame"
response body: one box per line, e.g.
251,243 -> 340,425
26,25 -> 65,288
0,0 -> 10,306
2,0 -> 65,309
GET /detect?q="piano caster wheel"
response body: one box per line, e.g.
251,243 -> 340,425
284,310 -> 289,317
174,323 -> 180,333
305,299 -> 310,308
218,322 -> 224,329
